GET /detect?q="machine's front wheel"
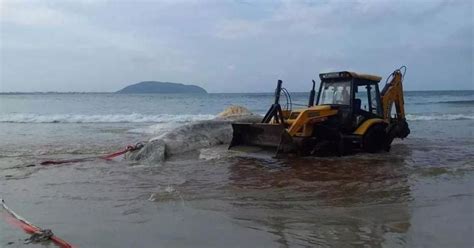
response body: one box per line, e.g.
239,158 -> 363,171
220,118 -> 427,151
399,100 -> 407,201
363,124 -> 388,153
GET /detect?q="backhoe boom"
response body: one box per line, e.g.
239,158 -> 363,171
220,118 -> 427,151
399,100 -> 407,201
380,67 -> 410,139
381,68 -> 406,121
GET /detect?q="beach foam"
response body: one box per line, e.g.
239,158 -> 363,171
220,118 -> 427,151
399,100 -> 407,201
406,114 -> 474,121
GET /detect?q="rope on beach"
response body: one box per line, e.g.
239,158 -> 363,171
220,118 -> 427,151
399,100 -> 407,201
101,142 -> 144,160
1,198 -> 76,248
40,142 -> 145,166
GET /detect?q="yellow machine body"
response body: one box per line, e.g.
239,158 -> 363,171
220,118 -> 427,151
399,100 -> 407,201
353,118 -> 386,135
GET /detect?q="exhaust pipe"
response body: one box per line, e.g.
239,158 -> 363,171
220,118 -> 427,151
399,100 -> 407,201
308,80 -> 316,107
274,80 -> 283,105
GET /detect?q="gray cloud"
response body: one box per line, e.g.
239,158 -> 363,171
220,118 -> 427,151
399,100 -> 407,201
0,0 -> 472,92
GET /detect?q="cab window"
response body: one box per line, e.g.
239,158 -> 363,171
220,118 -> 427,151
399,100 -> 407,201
354,83 -> 382,116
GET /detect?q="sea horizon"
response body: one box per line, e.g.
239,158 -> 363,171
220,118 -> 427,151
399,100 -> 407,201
1,89 -> 473,95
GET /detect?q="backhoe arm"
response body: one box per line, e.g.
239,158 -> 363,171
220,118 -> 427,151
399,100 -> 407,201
380,67 -> 410,139
381,68 -> 405,120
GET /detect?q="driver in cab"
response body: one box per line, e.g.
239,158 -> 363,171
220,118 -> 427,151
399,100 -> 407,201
334,86 -> 350,105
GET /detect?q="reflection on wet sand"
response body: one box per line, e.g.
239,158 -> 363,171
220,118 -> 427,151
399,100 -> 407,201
226,148 -> 412,247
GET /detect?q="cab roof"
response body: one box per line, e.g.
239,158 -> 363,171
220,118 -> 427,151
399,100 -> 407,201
319,71 -> 382,82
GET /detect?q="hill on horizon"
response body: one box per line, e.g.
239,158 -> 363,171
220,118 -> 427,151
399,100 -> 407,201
116,81 -> 207,94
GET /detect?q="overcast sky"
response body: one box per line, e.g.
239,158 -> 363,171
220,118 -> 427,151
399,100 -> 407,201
0,0 -> 472,92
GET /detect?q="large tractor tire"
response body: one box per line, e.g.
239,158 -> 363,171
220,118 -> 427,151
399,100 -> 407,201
363,124 -> 388,153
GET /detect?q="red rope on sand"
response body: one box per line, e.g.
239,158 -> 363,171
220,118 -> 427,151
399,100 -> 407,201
3,145 -> 145,245
40,143 -> 144,166
1,199 -> 76,248
100,145 -> 135,160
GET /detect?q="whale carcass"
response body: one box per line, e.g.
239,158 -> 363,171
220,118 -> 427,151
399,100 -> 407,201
127,106 -> 260,164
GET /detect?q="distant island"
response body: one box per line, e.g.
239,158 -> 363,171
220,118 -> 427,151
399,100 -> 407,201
116,81 -> 207,94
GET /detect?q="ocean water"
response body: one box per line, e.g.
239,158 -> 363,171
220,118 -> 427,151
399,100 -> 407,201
0,91 -> 473,247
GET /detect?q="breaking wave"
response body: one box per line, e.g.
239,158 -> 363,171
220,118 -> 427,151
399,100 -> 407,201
406,114 -> 474,121
410,99 -> 474,105
0,113 -> 215,123
437,100 -> 474,105
127,122 -> 180,134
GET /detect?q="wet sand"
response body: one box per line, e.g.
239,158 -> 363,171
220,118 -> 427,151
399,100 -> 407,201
1,120 -> 473,248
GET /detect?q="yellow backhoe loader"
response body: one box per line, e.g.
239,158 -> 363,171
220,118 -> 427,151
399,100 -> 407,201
229,66 -> 410,156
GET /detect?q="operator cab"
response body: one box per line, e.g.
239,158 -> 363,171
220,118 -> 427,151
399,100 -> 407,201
317,71 -> 383,131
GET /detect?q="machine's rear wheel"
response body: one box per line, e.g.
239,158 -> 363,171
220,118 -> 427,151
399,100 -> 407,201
363,124 -> 388,153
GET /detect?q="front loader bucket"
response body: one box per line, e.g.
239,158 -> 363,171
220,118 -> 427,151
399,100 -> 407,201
229,123 -> 296,155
